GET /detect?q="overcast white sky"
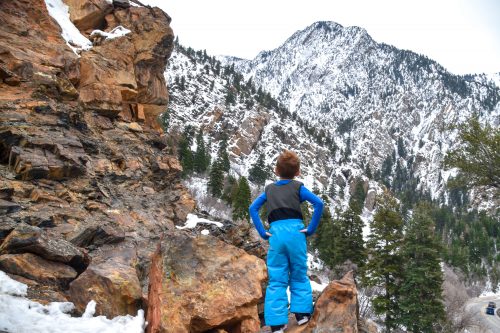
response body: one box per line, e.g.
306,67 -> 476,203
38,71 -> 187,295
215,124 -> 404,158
142,0 -> 499,75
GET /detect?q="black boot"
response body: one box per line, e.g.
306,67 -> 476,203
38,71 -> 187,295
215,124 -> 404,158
294,312 -> 311,325
270,324 -> 287,332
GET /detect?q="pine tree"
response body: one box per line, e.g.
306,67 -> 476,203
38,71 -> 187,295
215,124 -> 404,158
222,175 -> 237,204
363,192 -> 404,332
398,204 -> 445,332
314,198 -> 336,267
327,177 -> 336,197
179,138 -> 193,176
178,126 -> 195,176
232,176 -> 251,221
217,135 -> 230,172
208,161 -> 224,197
444,116 -> 500,190
350,180 -> 366,214
248,152 -> 270,187
158,111 -> 170,132
397,137 -> 407,158
333,202 -> 366,269
194,129 -> 209,173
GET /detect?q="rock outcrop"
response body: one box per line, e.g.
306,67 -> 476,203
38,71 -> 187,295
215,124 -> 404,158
286,272 -> 359,333
0,0 -> 188,319
146,231 -> 267,333
69,244 -> 142,317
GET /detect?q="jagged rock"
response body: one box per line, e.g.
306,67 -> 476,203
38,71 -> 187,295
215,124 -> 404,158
286,271 -> 358,333
0,223 -> 89,272
0,253 -> 77,287
0,198 -> 21,214
1,128 -> 88,181
77,5 -> 174,123
0,0 -> 78,84
68,222 -> 125,247
108,7 -> 174,105
68,244 -> 142,317
231,112 -> 271,157
65,0 -> 113,31
78,36 -> 136,116
146,230 -> 267,333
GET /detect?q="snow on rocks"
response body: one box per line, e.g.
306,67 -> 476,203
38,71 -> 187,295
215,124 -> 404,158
90,26 -> 131,41
0,270 -> 145,333
176,213 -> 224,230
44,0 -> 92,54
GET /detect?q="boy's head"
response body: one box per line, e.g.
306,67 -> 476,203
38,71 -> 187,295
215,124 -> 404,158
275,150 -> 300,179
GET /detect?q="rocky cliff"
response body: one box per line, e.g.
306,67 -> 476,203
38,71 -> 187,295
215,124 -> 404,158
0,0 -> 194,310
0,1 -> 362,331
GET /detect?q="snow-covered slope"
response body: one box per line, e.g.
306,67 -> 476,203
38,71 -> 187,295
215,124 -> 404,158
166,45 -> 339,191
166,22 -> 499,212
219,21 -> 499,206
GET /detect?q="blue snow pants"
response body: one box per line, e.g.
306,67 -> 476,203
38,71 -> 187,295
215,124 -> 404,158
264,219 -> 313,326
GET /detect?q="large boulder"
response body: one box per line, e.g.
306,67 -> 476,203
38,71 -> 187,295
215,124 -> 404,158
287,271 -> 359,333
68,244 -> 142,317
65,0 -> 113,31
0,0 -> 79,95
146,231 -> 267,333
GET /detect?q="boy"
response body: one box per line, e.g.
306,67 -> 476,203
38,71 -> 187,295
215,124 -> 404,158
249,150 -> 324,332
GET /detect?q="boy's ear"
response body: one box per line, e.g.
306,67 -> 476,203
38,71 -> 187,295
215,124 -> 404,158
274,167 -> 279,176
295,169 -> 300,177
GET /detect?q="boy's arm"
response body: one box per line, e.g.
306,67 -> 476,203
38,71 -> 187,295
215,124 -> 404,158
299,185 -> 324,236
249,192 -> 270,240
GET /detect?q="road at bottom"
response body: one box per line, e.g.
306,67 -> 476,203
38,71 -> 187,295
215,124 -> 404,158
466,296 -> 500,333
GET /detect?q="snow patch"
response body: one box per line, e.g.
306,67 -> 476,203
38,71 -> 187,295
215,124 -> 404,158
44,0 -> 92,55
91,26 -> 131,41
0,271 -> 145,333
311,280 -> 329,292
307,252 -> 324,271
0,271 -> 27,296
176,213 -> 224,230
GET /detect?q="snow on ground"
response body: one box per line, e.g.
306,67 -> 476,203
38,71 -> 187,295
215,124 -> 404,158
307,252 -> 324,271
176,213 -> 224,230
90,26 -> 131,40
0,271 -> 145,333
310,280 -> 329,292
44,0 -> 92,54
480,278 -> 500,297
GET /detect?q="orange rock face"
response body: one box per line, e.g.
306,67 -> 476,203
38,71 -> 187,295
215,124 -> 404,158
65,0 -> 113,32
75,4 -> 174,119
69,245 -> 142,317
287,271 -> 359,333
0,253 -> 77,287
146,231 -> 267,333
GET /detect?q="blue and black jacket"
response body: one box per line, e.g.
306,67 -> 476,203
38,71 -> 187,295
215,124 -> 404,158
249,179 -> 324,240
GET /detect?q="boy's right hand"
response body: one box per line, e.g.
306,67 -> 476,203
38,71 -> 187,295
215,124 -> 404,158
266,232 -> 272,237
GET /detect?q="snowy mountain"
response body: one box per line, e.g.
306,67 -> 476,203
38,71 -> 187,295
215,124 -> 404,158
218,21 -> 499,208
166,22 -> 499,213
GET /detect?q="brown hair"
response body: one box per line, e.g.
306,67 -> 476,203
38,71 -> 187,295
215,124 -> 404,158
276,150 -> 300,179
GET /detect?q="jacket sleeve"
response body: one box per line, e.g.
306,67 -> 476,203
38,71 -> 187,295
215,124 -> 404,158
299,186 -> 324,236
249,192 -> 269,240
